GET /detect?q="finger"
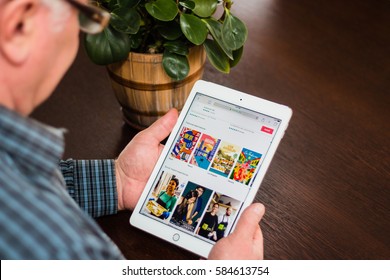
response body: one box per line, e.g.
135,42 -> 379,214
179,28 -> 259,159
233,203 -> 265,240
252,226 -> 264,259
253,222 -> 263,243
139,108 -> 178,143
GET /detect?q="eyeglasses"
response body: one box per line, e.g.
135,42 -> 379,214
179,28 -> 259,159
65,0 -> 110,34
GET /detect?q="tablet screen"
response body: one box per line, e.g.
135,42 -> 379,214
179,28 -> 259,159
139,92 -> 282,244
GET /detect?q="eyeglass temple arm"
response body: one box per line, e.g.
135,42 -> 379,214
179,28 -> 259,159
66,0 -> 110,24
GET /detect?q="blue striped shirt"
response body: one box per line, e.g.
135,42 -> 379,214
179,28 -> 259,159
0,105 -> 124,259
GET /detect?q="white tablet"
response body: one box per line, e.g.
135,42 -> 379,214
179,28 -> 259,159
130,80 -> 292,258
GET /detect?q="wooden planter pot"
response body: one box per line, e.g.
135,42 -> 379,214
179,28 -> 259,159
106,46 -> 206,130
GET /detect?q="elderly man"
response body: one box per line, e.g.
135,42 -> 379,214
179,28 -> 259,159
0,0 -> 265,259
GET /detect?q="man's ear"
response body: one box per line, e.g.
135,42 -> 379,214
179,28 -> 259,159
0,0 -> 39,65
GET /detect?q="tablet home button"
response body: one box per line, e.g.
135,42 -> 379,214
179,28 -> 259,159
172,233 -> 180,242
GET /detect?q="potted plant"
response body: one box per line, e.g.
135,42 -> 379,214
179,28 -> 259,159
84,0 -> 248,129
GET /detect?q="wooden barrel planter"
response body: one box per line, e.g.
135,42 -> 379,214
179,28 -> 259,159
106,46 -> 206,130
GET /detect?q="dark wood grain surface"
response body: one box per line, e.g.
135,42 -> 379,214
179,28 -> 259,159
32,0 -> 390,259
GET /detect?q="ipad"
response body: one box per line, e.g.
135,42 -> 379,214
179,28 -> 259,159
130,80 -> 292,258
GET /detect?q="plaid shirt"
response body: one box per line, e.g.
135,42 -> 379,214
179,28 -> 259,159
0,105 -> 124,259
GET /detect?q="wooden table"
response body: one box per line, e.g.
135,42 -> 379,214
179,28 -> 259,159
32,0 -> 390,259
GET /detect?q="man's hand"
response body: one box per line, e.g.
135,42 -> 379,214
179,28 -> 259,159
208,203 -> 265,260
115,108 -> 179,210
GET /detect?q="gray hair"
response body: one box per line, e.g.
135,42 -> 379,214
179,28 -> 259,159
41,0 -> 72,33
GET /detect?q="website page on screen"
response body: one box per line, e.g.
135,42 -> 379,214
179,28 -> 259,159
140,92 -> 282,244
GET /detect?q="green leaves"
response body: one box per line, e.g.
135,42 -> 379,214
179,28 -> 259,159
180,13 -> 208,45
84,0 -> 249,78
222,9 -> 248,51
162,50 -> 190,81
164,41 -> 189,56
179,0 -> 195,10
202,8 -> 247,73
192,0 -> 218,18
157,21 -> 182,40
204,39 -> 230,73
203,18 -> 233,59
110,7 -> 141,34
163,41 -> 189,80
84,26 -> 130,65
117,0 -> 141,8
145,0 -> 178,21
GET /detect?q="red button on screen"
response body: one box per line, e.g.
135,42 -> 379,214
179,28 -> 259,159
261,126 -> 274,134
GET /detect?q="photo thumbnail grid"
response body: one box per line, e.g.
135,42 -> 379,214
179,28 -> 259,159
141,125 -> 265,243
142,170 -> 241,243
170,126 -> 263,186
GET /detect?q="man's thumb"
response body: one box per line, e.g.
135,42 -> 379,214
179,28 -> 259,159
140,108 -> 178,142
233,203 -> 265,239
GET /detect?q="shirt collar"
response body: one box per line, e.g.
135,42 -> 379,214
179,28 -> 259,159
0,105 -> 65,175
